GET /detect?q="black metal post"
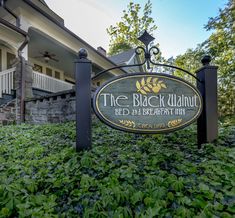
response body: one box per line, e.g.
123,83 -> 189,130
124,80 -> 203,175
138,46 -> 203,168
196,55 -> 218,147
75,49 -> 92,151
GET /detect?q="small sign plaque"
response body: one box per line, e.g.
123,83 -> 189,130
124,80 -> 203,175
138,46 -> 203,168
93,73 -> 202,133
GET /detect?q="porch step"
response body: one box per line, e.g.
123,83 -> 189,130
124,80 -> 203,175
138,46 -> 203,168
0,89 -> 16,106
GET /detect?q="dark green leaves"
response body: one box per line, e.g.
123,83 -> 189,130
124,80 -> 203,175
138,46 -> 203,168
107,0 -> 157,55
0,118 -> 234,217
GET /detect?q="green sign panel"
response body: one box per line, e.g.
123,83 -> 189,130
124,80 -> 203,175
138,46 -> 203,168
93,73 -> 202,133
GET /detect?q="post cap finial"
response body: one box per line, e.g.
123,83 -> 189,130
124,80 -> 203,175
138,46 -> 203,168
78,48 -> 88,59
201,55 -> 212,66
138,30 -> 155,47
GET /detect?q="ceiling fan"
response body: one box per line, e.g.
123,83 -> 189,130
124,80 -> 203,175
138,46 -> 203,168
34,51 -> 59,63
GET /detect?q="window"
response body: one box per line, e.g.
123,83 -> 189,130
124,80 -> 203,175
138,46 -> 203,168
55,71 -> 60,79
7,52 -> 16,69
46,67 -> 52,77
33,64 -> 43,73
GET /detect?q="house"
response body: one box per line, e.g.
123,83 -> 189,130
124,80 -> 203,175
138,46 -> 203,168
109,49 -> 144,73
0,0 -> 132,123
0,0 -> 129,95
0,0 -> 144,124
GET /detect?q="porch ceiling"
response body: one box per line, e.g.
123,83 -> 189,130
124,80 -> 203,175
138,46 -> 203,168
28,28 -> 77,77
0,23 -> 25,51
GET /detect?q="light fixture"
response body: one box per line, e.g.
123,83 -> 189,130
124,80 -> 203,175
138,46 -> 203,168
44,56 -> 50,62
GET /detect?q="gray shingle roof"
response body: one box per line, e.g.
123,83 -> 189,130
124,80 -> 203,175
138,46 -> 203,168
108,49 -> 135,65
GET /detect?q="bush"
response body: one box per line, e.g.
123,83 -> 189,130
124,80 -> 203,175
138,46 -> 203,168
0,118 -> 234,217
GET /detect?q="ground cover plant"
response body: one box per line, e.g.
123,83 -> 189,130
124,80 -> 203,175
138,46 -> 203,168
0,117 -> 234,217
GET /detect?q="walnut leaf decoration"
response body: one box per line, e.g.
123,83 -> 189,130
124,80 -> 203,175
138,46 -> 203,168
119,120 -> 136,128
136,77 -> 167,95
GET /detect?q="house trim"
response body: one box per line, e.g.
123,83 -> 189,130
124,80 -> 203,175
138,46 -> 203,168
22,0 -> 127,75
0,17 -> 27,37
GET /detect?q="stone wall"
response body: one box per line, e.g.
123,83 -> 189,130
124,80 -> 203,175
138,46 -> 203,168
14,57 -> 33,123
0,57 -> 33,125
32,88 -> 52,97
0,99 -> 17,125
25,89 -> 76,124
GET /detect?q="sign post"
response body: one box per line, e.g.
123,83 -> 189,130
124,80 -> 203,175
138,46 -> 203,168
74,32 -> 218,152
196,55 -> 218,147
75,49 -> 92,151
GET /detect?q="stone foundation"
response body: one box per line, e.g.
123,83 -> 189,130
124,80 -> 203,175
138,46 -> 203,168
0,99 -> 18,125
14,57 -> 33,123
25,89 -> 76,124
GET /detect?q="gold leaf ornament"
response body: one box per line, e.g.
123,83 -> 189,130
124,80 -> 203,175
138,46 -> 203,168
152,85 -> 161,93
146,77 -> 153,88
140,89 -> 147,95
136,81 -> 141,90
143,86 -> 151,92
168,119 -> 182,127
146,77 -> 152,83
136,77 -> 167,95
119,120 -> 136,128
152,78 -> 158,86
141,78 -> 146,86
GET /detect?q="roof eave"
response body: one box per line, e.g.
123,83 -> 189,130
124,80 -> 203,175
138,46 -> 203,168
22,0 -> 127,74
0,17 -> 27,37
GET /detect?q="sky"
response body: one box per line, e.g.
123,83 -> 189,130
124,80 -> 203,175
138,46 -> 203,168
45,0 -> 227,58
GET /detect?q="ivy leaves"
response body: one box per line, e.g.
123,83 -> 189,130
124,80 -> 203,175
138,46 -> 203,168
136,77 -> 167,95
0,119 -> 234,217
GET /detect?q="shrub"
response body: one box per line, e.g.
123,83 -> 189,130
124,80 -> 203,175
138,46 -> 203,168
0,118 -> 234,217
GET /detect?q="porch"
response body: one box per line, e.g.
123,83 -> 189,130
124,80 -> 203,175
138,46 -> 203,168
0,67 -> 74,98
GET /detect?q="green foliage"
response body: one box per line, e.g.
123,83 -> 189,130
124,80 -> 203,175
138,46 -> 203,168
174,46 -> 206,85
107,0 -> 157,55
174,0 -> 235,116
204,0 -> 235,116
0,118 -> 234,217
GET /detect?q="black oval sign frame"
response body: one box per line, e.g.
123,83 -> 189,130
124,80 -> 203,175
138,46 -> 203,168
93,73 -> 203,134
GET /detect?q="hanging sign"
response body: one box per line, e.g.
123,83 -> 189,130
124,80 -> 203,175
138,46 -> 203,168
93,73 -> 202,133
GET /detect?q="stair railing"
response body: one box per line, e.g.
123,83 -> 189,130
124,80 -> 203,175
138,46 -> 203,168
0,67 -> 16,98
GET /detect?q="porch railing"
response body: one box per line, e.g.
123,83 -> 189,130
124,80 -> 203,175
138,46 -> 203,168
0,67 -> 15,98
0,68 -> 74,98
32,71 -> 74,93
